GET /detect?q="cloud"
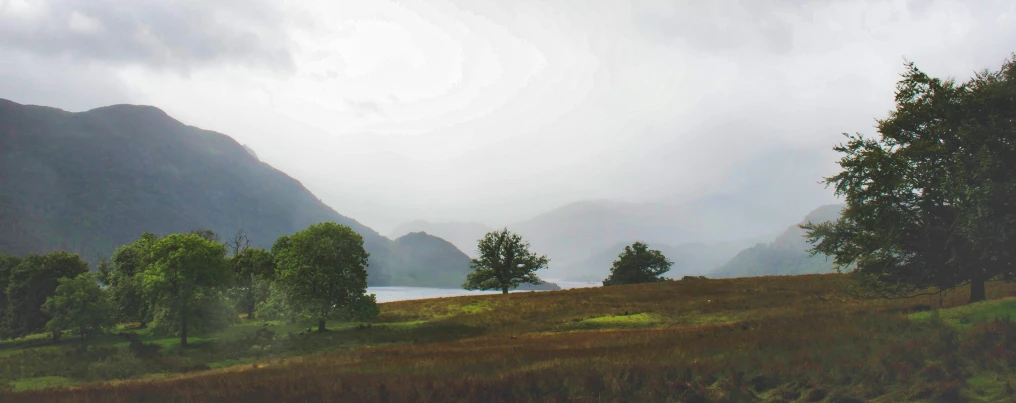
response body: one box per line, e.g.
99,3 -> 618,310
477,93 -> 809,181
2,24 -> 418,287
0,0 -> 295,74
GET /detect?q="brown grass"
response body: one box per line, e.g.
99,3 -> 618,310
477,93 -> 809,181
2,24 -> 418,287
6,274 -> 1016,402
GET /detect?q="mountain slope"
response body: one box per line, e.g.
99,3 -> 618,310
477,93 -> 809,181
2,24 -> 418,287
389,221 -> 493,258
710,204 -> 846,278
0,99 -> 463,286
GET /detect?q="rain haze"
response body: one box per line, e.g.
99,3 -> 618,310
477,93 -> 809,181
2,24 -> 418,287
2,0 -> 1014,235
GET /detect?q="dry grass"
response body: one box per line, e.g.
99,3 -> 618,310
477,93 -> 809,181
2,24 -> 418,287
6,274 -> 1016,402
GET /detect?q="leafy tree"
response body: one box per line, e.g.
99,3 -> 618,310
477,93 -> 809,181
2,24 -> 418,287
602,242 -> 673,286
0,253 -> 20,317
463,228 -> 549,294
98,233 -> 158,327
272,222 -> 372,332
229,247 -> 275,320
141,233 -> 232,346
803,56 -> 1016,303
41,273 -> 114,351
1,251 -> 89,340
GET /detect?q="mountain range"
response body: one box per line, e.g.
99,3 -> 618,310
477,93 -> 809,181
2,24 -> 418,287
0,99 -> 476,287
710,204 -> 846,278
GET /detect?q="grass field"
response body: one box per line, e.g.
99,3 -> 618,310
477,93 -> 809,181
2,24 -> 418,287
3,274 -> 1016,402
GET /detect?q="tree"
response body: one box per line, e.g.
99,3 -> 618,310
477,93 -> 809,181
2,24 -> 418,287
602,242 -> 673,286
2,251 -> 89,340
41,273 -> 114,351
98,233 -> 158,327
803,56 -> 1016,304
229,248 -> 275,320
0,253 -> 21,318
188,228 -> 220,243
463,228 -> 549,294
141,233 -> 232,347
272,222 -> 372,332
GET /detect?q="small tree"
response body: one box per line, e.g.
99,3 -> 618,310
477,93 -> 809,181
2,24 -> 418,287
42,273 -> 114,351
463,228 -> 549,294
229,247 -> 275,320
602,242 -> 673,286
272,222 -> 372,332
99,233 -> 158,328
142,233 -> 232,347
2,251 -> 89,340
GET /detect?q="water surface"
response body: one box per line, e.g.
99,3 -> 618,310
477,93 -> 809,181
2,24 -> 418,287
368,279 -> 599,303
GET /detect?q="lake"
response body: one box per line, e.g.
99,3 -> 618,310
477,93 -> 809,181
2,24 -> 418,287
367,279 -> 599,303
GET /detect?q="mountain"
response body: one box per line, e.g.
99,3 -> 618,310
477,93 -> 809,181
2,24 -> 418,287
710,204 -> 846,278
387,232 -> 473,288
0,99 -> 465,286
389,221 -> 493,258
554,236 -> 773,282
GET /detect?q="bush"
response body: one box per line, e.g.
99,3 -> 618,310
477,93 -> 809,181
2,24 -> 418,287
87,347 -> 146,381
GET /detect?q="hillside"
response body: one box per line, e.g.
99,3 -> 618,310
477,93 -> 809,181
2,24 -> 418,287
710,204 -> 846,278
0,99 -> 466,286
6,275 -> 1016,401
389,221 -> 493,258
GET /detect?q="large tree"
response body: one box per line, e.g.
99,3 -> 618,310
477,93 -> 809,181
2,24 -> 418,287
0,253 -> 20,318
272,222 -> 373,332
142,233 -> 232,346
98,232 -> 158,327
226,230 -> 276,320
2,251 -> 89,340
602,242 -> 673,286
42,273 -> 114,351
463,228 -> 549,294
803,56 -> 1016,303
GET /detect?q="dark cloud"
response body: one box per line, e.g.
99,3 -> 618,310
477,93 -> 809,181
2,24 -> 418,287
0,0 -> 294,74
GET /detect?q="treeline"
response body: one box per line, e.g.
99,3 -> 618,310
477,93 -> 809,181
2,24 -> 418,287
0,222 -> 378,350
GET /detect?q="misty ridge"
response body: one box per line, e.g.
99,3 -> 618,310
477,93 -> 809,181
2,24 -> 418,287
1,0 -> 1016,401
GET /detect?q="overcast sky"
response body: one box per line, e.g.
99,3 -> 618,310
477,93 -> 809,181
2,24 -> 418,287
1,0 -> 1014,233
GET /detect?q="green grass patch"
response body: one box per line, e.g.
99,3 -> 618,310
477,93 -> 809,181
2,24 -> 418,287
569,313 -> 663,330
962,373 -> 1011,402
910,297 -> 1016,331
459,301 -> 493,314
9,376 -> 78,392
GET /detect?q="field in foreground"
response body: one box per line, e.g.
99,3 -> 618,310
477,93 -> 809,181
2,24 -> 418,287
5,274 -> 1016,402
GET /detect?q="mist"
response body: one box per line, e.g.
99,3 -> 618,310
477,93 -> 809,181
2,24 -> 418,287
2,0 -> 1014,233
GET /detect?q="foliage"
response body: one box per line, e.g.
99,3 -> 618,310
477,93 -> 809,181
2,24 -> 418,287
41,273 -> 114,351
141,233 -> 233,346
85,347 -> 146,381
0,254 -> 20,318
463,228 -> 549,294
272,222 -> 372,331
226,231 -> 275,320
803,56 -> 1016,303
1,252 -> 89,340
602,241 -> 673,286
97,233 -> 158,326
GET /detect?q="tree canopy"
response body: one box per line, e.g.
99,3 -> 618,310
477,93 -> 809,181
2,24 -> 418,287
98,232 -> 158,327
803,55 -> 1016,303
272,222 -> 374,332
2,251 -> 89,340
141,233 -> 232,346
42,273 -> 113,351
463,228 -> 549,294
602,242 -> 673,286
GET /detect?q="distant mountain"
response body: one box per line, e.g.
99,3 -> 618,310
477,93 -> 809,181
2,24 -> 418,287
710,204 -> 846,278
554,236 -> 772,282
507,200 -> 695,276
0,98 -> 465,286
389,221 -> 493,258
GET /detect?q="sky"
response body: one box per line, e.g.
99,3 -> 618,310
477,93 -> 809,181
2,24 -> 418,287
1,0 -> 1014,234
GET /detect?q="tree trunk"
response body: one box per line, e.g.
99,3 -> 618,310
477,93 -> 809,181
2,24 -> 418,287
180,311 -> 188,347
80,326 -> 86,351
51,330 -> 60,344
502,286 -> 509,294
970,276 -> 987,303
318,319 -> 326,332
248,302 -> 256,320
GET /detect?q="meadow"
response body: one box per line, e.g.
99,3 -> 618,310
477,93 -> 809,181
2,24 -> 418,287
3,274 -> 1016,402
